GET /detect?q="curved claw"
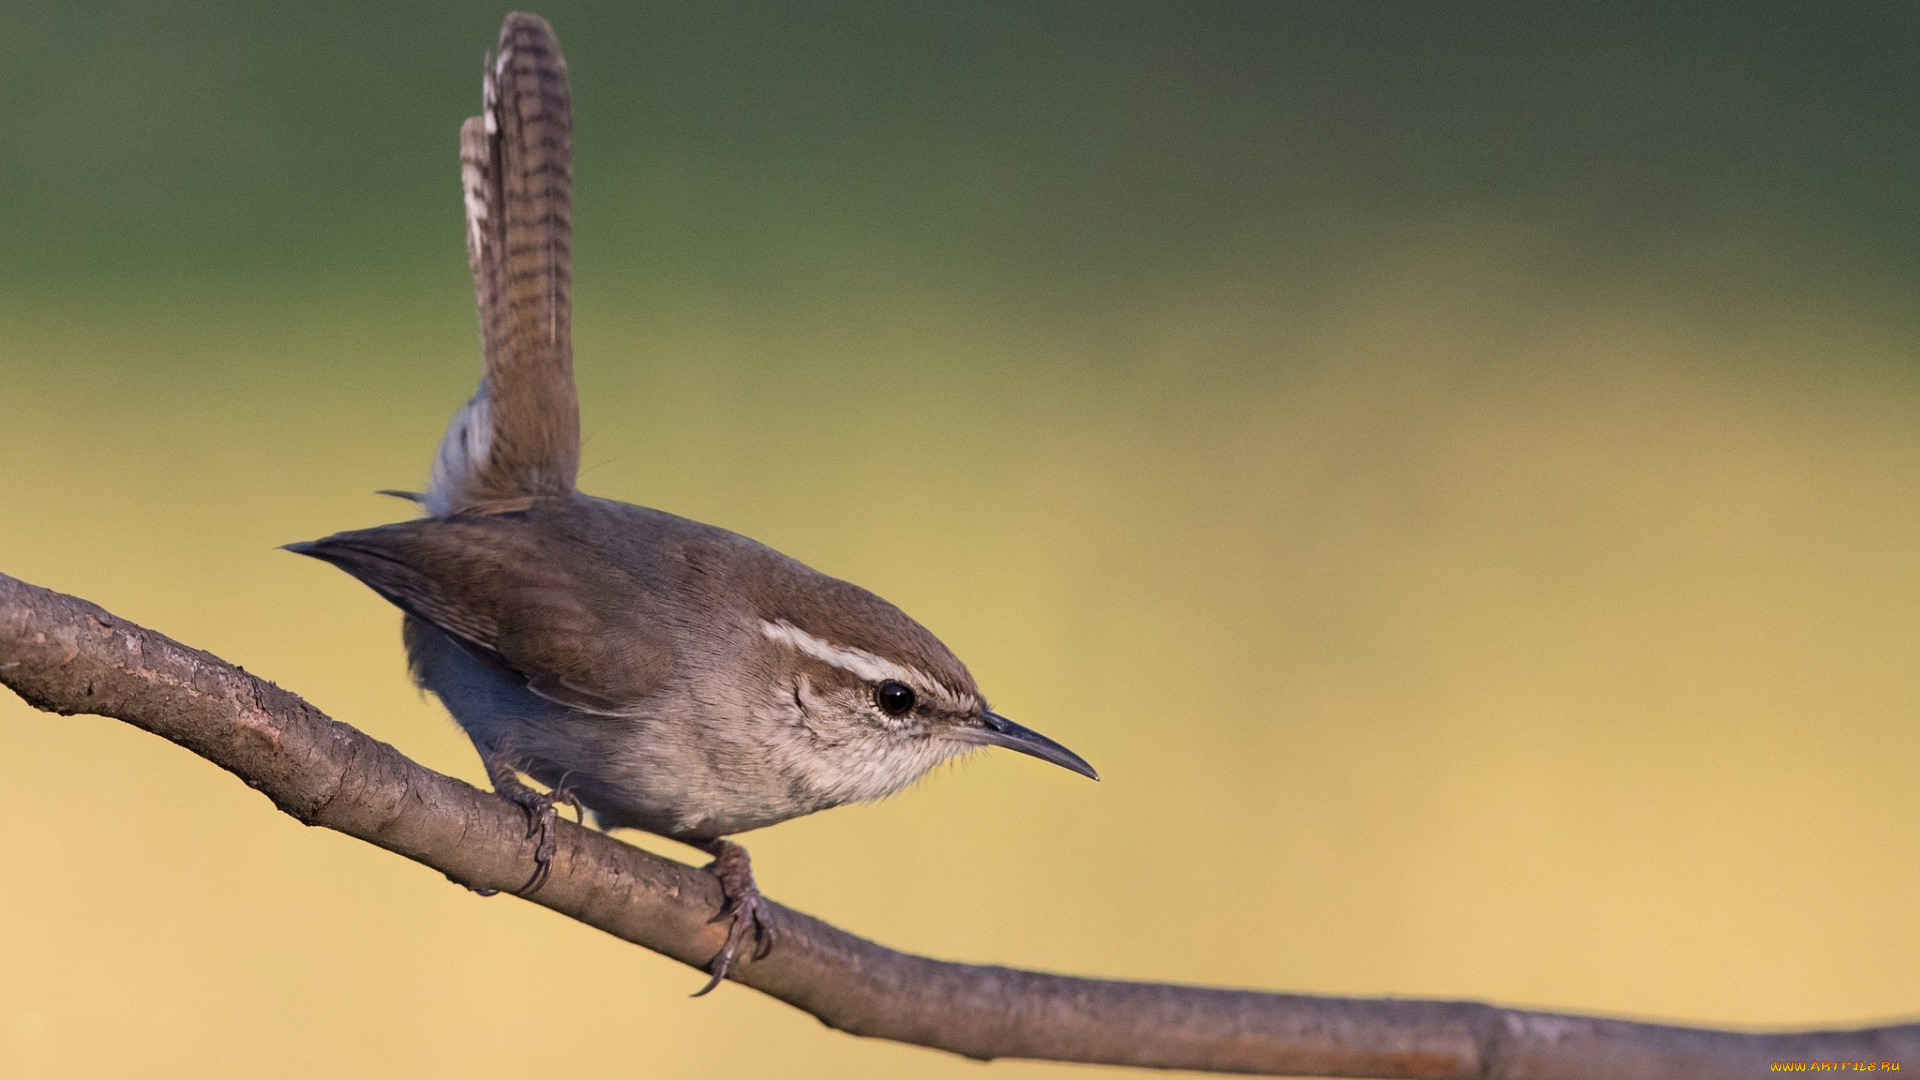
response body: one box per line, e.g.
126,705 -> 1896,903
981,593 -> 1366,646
552,785 -> 587,828
508,787 -> 560,896
689,839 -> 777,996
476,750 -> 564,897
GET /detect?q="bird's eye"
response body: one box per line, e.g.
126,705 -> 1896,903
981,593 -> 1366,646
873,680 -> 916,718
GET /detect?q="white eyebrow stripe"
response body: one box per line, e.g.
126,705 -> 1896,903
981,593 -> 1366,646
759,619 -> 953,703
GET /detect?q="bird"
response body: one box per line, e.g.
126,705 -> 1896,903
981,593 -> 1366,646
286,11 -> 1096,995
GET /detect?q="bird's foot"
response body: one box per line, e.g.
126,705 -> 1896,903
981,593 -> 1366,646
482,757 -> 565,896
690,838 -> 776,996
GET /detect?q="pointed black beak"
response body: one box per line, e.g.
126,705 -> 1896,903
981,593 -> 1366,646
958,711 -> 1099,781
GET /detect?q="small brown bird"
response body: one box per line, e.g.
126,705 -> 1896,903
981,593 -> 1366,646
287,12 -> 1095,994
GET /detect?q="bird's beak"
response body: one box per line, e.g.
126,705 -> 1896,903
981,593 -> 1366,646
956,711 -> 1099,781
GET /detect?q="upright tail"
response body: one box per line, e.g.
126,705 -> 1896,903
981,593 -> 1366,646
428,12 -> 578,516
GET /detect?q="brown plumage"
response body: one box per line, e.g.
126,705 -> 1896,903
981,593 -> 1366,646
289,12 -> 1094,996
290,496 -> 978,724
439,12 -> 578,512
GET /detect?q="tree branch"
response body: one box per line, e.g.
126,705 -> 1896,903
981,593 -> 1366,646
1,569 -> 1910,1078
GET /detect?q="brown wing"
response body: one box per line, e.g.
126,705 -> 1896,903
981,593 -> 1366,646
432,13 -> 579,514
286,511 -> 673,715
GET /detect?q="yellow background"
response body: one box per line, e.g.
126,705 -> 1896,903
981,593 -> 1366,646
3,4 -> 1918,1077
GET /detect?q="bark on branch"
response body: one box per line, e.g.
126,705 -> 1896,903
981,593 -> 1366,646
1,569 -> 1911,1078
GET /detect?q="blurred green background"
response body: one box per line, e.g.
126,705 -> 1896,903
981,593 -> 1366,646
4,2 -> 1920,1077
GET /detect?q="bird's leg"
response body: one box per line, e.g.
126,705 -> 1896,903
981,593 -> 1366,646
477,745 -> 562,896
688,838 -> 776,996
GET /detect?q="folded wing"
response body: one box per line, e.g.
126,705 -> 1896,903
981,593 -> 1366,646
286,512 -> 673,715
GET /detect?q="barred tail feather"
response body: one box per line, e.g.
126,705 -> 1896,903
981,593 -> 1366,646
428,12 -> 578,515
